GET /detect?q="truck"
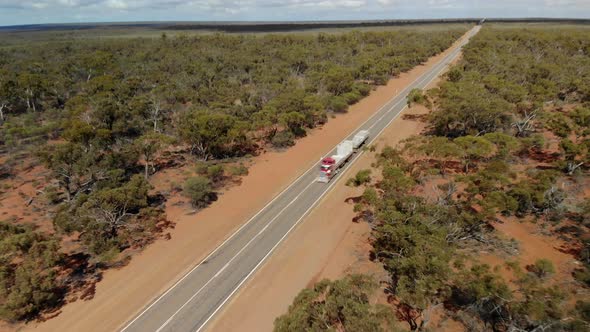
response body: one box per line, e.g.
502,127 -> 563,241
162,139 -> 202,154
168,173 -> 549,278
317,130 -> 369,183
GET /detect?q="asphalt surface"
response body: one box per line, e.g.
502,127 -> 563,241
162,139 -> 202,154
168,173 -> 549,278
120,26 -> 480,332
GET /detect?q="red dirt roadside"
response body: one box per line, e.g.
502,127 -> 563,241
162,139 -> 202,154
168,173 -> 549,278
21,27 -> 475,332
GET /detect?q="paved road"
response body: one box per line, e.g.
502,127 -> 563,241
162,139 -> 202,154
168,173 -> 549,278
121,26 -> 480,332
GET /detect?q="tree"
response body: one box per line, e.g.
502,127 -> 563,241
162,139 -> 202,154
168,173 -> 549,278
274,274 -> 400,332
482,132 -> 521,158
512,110 -> 537,137
77,174 -> 152,253
0,75 -> 20,124
560,138 -> 588,175
406,136 -> 462,174
135,133 -> 173,179
16,71 -> 46,112
279,111 -> 306,136
178,109 -> 241,160
432,79 -> 513,137
0,222 -> 63,321
324,66 -> 354,96
451,264 -> 513,330
148,93 -> 166,132
41,143 -> 93,202
454,136 -> 495,172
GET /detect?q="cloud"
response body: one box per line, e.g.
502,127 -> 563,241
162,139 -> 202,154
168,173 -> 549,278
0,0 -> 370,11
545,0 -> 590,7
106,0 -> 127,9
0,0 -> 588,26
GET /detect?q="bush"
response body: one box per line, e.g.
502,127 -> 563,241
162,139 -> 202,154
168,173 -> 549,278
271,130 -> 295,148
342,91 -> 362,104
407,88 -> 427,107
228,163 -> 248,177
482,191 -> 518,215
530,259 -> 556,279
573,266 -> 590,286
43,185 -> 61,204
447,67 -> 463,82
0,222 -> 63,321
346,169 -> 372,187
353,82 -> 372,97
575,300 -> 590,322
206,165 -> 224,183
274,274 -> 398,332
183,176 -> 213,208
194,161 -> 208,175
328,96 -> 348,113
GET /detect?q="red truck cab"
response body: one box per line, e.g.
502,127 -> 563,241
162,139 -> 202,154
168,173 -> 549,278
319,157 -> 336,182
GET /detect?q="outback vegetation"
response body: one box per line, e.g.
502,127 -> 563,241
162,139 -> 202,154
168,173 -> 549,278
0,26 -> 467,322
277,25 -> 590,331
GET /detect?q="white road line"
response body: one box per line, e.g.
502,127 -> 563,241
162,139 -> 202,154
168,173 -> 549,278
121,28 -> 476,332
155,182 -> 312,332
194,28 -> 475,332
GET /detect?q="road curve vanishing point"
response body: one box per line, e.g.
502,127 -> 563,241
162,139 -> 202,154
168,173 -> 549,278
120,26 -> 480,332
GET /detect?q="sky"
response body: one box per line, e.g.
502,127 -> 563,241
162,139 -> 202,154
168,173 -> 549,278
0,0 -> 589,27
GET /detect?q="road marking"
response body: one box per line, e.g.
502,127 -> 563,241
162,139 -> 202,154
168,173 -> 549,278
154,183 -> 311,332
120,27 -> 477,332
214,262 -> 230,278
194,28 -> 477,332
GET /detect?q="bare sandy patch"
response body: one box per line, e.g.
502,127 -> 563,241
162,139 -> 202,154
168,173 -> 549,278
0,159 -> 53,233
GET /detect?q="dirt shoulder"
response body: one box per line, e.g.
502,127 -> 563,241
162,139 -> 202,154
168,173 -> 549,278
206,49 -> 462,332
22,27 -> 475,332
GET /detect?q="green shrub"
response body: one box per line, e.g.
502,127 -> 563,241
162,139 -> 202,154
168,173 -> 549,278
482,191 -> 518,215
271,130 -> 295,148
328,96 -> 348,113
407,88 -> 427,107
573,266 -> 590,287
346,169 -> 372,187
44,185 -> 61,204
353,82 -> 372,97
206,165 -> 224,183
274,274 -> 398,332
228,163 -> 249,177
530,259 -> 556,279
194,162 -> 208,175
0,222 -> 63,321
183,176 -> 213,208
342,91 -> 362,104
447,67 -> 463,82
575,300 -> 590,322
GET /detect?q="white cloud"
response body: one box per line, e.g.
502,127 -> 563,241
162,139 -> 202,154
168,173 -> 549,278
31,2 -> 49,8
545,0 -> 590,7
106,0 -> 127,9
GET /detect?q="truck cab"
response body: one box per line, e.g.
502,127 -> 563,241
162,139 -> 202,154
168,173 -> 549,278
318,157 -> 336,183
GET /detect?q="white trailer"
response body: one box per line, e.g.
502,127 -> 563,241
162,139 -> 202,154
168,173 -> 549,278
351,130 -> 369,149
317,130 -> 369,183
